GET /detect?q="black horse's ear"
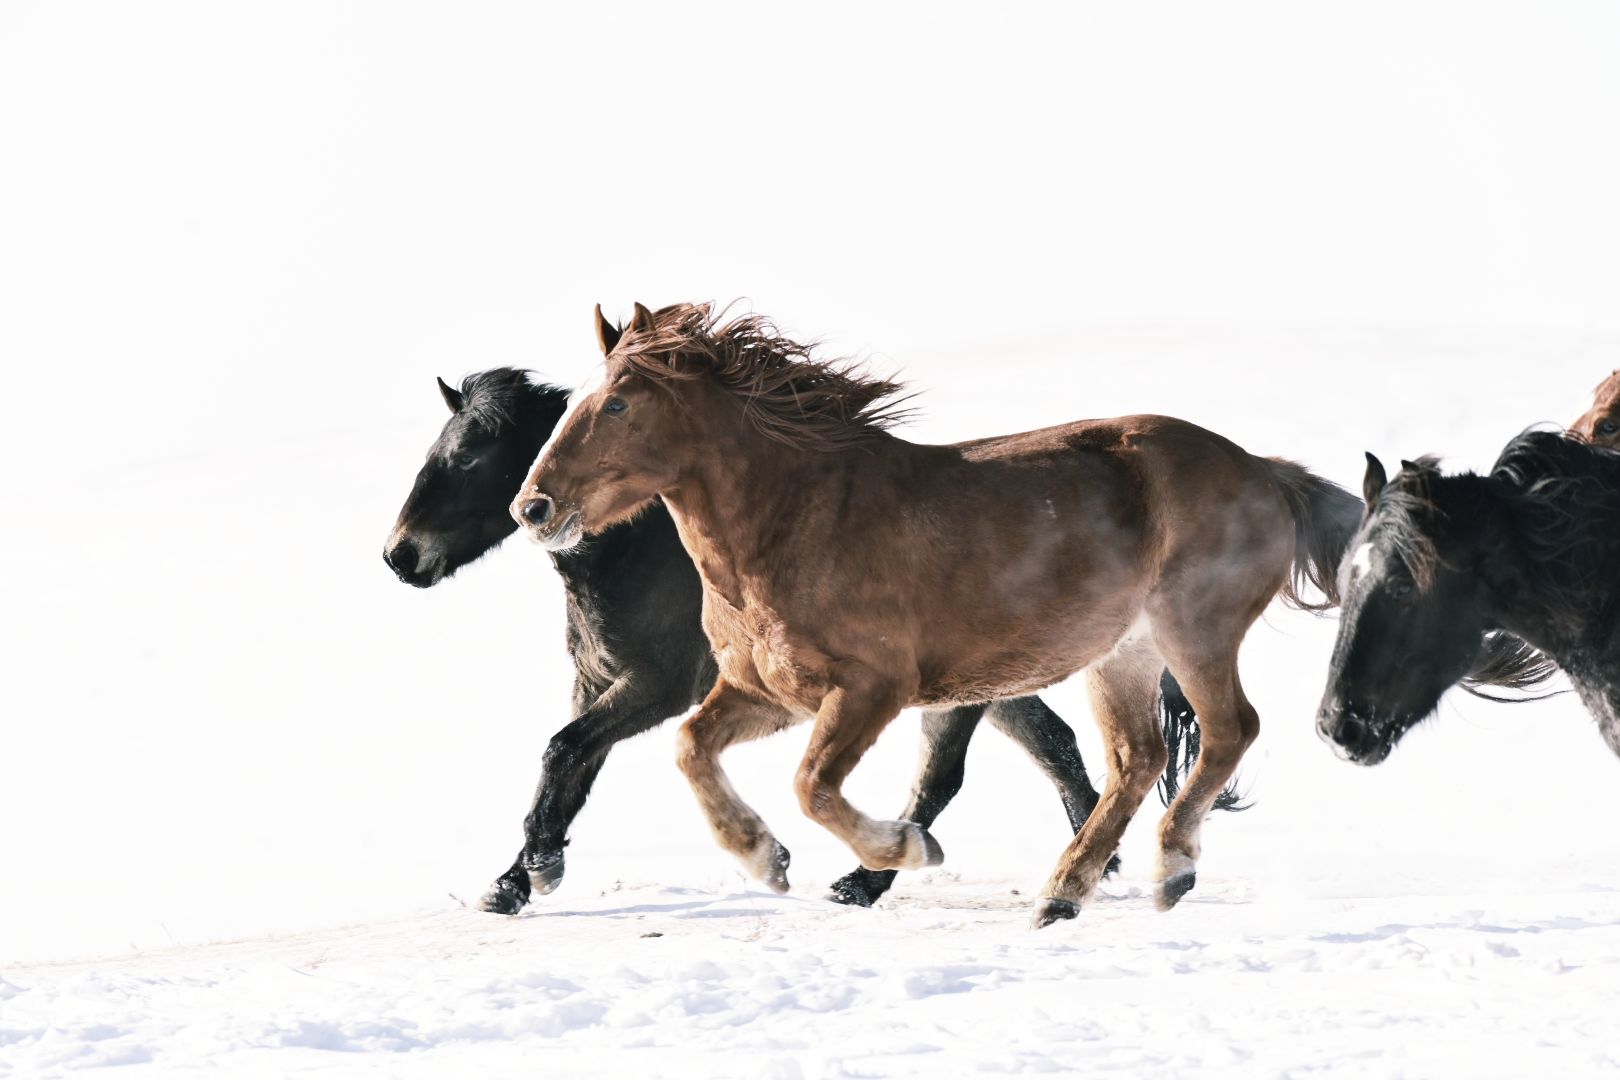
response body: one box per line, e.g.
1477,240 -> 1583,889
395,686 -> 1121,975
437,376 -> 465,414
630,301 -> 656,334
1399,458 -> 1422,474
1362,452 -> 1388,509
595,304 -> 623,356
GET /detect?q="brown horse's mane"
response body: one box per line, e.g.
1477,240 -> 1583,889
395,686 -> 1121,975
610,302 -> 916,451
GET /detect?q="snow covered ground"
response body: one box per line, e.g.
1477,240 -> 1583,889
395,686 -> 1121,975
6,3 -> 1620,1076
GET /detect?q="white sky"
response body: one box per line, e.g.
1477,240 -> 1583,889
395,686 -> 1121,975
3,1 -> 1619,479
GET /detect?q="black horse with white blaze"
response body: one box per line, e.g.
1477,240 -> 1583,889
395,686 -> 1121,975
1317,432 -> 1603,766
385,365 -> 1127,914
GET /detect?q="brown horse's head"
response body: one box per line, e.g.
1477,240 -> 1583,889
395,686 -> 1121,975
510,301 -> 911,550
1571,369 -> 1620,447
508,303 -> 681,550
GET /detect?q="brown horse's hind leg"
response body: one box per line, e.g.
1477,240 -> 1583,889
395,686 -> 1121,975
674,680 -> 801,892
795,677 -> 943,872
1032,634 -> 1167,928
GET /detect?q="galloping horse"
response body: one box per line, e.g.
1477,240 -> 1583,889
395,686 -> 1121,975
512,302 -> 1364,927
1317,434 -> 1610,765
385,368 -> 1127,913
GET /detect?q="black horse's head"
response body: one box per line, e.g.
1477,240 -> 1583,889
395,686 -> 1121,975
384,370 -> 568,587
1315,454 -> 1496,765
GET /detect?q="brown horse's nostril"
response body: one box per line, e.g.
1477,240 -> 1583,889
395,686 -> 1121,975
386,539 -> 419,575
522,497 -> 554,526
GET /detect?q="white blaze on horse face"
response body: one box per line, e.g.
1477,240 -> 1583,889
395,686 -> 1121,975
1349,541 -> 1376,582
529,364 -> 607,489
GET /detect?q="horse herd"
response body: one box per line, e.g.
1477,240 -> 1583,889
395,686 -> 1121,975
385,305 -> 1620,929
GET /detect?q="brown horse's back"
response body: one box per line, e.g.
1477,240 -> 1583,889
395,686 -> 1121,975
895,415 -> 1296,705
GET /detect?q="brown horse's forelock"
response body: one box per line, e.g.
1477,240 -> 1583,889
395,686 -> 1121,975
609,302 -> 916,452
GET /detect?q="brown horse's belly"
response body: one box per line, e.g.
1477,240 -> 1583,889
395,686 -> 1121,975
914,616 -> 1133,706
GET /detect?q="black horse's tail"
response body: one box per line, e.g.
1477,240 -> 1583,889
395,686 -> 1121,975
1158,460 -> 1361,812
1156,670 -> 1249,812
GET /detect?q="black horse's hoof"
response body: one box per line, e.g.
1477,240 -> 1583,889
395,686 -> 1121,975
1155,871 -> 1197,911
477,879 -> 529,915
1031,896 -> 1079,929
522,851 -> 566,896
826,868 -> 897,908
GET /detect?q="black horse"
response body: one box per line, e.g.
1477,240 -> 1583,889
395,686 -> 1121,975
1317,431 -> 1600,766
385,366 -> 1136,914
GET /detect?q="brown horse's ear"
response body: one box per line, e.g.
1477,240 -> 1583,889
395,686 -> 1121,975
1362,452 -> 1387,509
630,302 -> 656,334
438,376 -> 465,414
595,304 -> 623,356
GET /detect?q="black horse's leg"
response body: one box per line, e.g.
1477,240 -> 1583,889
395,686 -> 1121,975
986,695 -> 1120,875
477,680 -> 686,914
826,704 -> 985,907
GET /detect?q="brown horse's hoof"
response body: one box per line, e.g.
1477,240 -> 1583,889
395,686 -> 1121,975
1155,872 -> 1197,911
758,839 -> 792,894
918,828 -> 945,867
1031,897 -> 1079,929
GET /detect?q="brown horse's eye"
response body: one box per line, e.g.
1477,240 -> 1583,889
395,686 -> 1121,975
1599,419 -> 1618,436
603,397 -> 628,416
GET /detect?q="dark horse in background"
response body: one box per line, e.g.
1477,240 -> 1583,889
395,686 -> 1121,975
385,362 -> 1177,914
1318,432 -> 1609,765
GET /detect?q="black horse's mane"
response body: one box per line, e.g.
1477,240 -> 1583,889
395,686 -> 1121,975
1488,430 -> 1620,627
457,368 -> 568,434
1370,429 -> 1620,698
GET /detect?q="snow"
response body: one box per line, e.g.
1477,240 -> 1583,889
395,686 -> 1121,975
6,2 -> 1620,1076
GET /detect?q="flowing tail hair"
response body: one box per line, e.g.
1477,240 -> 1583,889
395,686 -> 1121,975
1157,458 -> 1363,811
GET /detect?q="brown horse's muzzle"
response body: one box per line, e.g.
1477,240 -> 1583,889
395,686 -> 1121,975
510,490 -> 586,551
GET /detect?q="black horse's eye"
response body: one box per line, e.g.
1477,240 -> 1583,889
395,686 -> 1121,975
454,453 -> 479,471
1599,419 -> 1618,436
603,397 -> 628,416
1391,580 -> 1415,601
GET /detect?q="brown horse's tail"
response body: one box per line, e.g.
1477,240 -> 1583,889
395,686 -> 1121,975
1264,457 -> 1366,612
1158,458 -> 1361,812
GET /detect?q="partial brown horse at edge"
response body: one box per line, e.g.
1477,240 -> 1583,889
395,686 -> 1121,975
1571,369 -> 1620,446
512,302 -> 1363,929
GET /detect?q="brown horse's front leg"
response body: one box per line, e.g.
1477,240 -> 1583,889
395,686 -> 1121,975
1034,636 -> 1167,928
674,681 -> 800,891
795,676 -> 944,872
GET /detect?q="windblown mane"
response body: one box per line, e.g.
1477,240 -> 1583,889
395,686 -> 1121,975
1489,430 -> 1620,628
610,302 -> 915,451
459,368 -> 566,433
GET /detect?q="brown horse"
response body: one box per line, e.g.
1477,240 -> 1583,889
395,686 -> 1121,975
1571,370 -> 1620,446
511,302 -> 1362,928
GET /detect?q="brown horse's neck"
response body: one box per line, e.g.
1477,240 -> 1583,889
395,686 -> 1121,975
660,424 -> 900,610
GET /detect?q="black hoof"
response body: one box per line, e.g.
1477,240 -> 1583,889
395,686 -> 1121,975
477,879 -> 528,915
919,829 -> 945,867
522,850 -> 566,896
1156,871 -> 1197,911
1031,897 -> 1079,929
826,867 -> 897,908
1103,853 -> 1122,878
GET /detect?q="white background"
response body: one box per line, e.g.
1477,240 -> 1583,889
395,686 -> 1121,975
3,3 -> 1620,1075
